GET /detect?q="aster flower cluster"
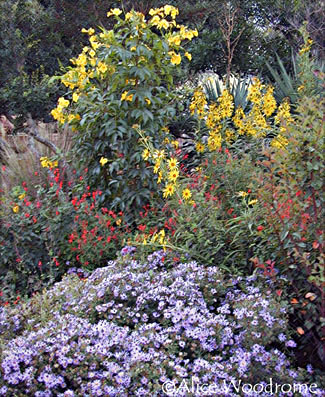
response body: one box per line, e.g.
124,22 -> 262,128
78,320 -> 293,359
0,250 -> 323,396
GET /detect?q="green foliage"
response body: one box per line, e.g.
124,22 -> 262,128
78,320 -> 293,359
0,68 -> 62,124
202,73 -> 252,110
255,96 -> 325,368
0,163 -> 129,303
53,7 -> 197,217
266,53 -> 298,103
266,26 -> 325,104
131,149 -> 260,272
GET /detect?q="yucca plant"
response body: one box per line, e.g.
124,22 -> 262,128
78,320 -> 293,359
266,27 -> 325,104
202,73 -> 252,110
266,53 -> 298,104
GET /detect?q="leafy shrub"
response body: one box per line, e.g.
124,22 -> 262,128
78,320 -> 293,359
0,250 -> 323,395
255,96 -> 324,370
0,162 -> 131,303
51,6 -> 197,217
131,148 -> 261,273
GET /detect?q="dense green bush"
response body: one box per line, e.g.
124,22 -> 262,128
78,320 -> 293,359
254,95 -> 325,370
51,7 -> 198,218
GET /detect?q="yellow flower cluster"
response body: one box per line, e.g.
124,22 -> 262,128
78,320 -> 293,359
205,89 -> 234,129
51,97 -> 70,124
271,134 -> 289,149
121,91 -> 134,102
147,6 -> 197,66
207,128 -> 222,151
299,38 -> 313,56
151,229 -> 166,245
189,77 -> 292,149
51,6 -> 196,126
40,156 -> 58,168
274,100 -> 293,125
247,78 -> 264,104
189,88 -> 207,118
262,86 -> 277,117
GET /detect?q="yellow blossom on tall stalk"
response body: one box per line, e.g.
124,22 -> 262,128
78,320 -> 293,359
247,78 -> 264,104
217,89 -> 234,119
271,134 -> 289,149
182,188 -> 192,201
232,106 -> 246,135
168,169 -> 179,182
167,157 -> 178,170
206,103 -> 221,128
189,88 -> 207,118
262,86 -> 277,117
142,149 -> 150,161
163,183 -> 175,198
274,100 -> 294,125
225,128 -> 235,143
299,38 -> 313,55
207,132 -> 222,151
157,171 -> 163,184
195,142 -> 205,153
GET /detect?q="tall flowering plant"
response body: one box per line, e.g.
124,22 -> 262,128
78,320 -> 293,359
255,96 -> 324,370
51,5 -> 197,216
0,158 -> 130,304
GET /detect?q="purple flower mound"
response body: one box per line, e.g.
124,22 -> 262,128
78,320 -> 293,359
0,250 -> 323,396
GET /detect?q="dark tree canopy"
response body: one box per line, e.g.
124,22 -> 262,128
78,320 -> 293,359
0,0 -> 323,122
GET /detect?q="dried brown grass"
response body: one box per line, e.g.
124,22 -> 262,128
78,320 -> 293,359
1,122 -> 73,201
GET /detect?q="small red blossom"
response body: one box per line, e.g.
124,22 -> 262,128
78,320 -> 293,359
138,224 -> 146,232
